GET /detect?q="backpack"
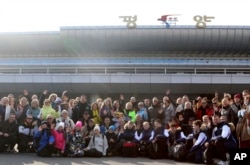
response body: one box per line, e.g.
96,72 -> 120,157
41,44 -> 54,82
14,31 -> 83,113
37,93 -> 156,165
173,142 -> 186,161
92,134 -> 105,145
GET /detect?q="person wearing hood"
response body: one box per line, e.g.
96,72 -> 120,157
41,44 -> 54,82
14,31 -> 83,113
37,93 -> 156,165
40,99 -> 58,120
34,121 -> 55,157
84,124 -> 108,157
51,122 -> 67,156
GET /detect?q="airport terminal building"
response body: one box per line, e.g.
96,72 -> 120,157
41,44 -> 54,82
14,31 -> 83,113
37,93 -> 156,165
0,25 -> 250,100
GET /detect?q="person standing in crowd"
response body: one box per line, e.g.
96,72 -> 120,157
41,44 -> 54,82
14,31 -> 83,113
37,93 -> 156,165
163,99 -> 175,126
34,121 -> 55,157
236,110 -> 250,148
16,97 -> 30,124
91,102 -> 101,125
137,102 -> 149,122
130,97 -> 138,111
18,115 -> 36,152
100,99 -> 112,122
39,90 -> 49,108
124,102 -> 136,122
68,99 -> 77,118
22,89 -> 31,104
0,113 -> 18,153
26,99 -> 41,121
40,99 -> 58,120
204,114 -> 237,165
118,94 -> 125,110
211,97 -> 221,116
8,96 -> 17,112
220,98 -> 236,124
231,94 -> 242,125
48,93 -> 58,110
196,98 -> 213,120
112,100 -> 123,115
148,97 -> 161,124
0,97 -> 16,121
72,95 -> 91,123
182,101 -> 197,124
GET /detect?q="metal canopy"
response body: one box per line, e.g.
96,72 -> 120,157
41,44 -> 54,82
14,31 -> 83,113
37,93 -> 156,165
0,26 -> 249,58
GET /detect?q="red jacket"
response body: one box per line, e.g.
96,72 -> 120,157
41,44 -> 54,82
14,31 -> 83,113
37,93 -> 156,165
51,129 -> 66,151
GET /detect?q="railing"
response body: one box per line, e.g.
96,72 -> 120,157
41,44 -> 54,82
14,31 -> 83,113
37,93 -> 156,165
0,66 -> 250,75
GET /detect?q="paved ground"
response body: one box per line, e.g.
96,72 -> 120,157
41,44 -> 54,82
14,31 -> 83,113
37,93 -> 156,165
0,153 -> 193,165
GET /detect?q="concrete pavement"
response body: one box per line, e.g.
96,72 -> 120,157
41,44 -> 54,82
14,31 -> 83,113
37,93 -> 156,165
0,153 -> 193,165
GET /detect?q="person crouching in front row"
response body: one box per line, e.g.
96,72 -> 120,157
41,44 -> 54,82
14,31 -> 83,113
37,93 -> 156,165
84,124 -> 108,157
186,120 -> 207,164
135,121 -> 154,156
34,121 -> 55,157
51,122 -> 67,157
204,114 -> 237,165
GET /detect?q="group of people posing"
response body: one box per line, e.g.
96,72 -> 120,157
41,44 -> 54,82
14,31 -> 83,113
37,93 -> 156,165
0,89 -> 250,165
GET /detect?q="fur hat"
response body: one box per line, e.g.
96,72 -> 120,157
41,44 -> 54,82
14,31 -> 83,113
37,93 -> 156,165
56,122 -> 65,130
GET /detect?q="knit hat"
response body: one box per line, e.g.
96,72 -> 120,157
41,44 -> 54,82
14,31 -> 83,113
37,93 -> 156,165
55,97 -> 62,104
94,124 -> 100,132
75,121 -> 82,128
109,125 -> 115,132
56,122 -> 65,130
234,94 -> 241,99
41,120 -> 48,125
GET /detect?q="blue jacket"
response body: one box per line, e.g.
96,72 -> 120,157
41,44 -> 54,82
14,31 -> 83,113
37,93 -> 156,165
34,129 -> 55,151
137,108 -> 148,121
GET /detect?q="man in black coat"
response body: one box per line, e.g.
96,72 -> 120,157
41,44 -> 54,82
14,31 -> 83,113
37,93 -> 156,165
0,113 -> 18,152
72,95 -> 91,123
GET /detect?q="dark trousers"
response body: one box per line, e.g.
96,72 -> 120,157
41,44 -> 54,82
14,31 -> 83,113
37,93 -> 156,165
37,144 -> 54,157
205,140 -> 227,163
18,135 -> 33,152
187,147 -> 204,163
85,148 -> 103,157
0,136 -> 17,152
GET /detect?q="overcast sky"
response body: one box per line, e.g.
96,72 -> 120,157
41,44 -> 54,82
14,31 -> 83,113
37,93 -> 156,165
0,0 -> 249,32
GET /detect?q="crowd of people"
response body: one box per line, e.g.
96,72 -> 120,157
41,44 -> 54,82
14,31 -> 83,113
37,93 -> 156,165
0,89 -> 250,165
